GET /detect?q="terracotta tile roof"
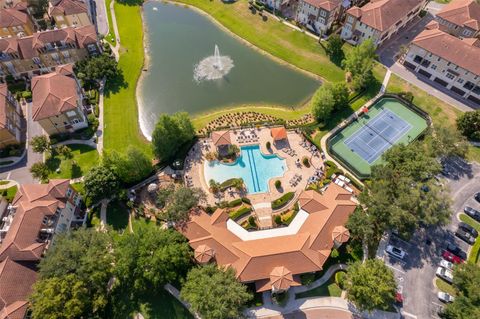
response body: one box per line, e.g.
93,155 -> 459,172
347,0 -> 424,32
179,184 -> 357,291
49,0 -> 88,16
54,63 -> 74,76
0,258 -> 37,319
437,0 -> 480,31
302,0 -> 342,11
332,225 -> 350,243
0,180 -> 71,262
270,127 -> 287,141
211,130 -> 232,147
0,6 -> 28,29
411,26 -> 480,76
194,244 -> 215,264
31,70 -> 80,121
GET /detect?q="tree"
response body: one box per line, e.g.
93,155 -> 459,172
326,34 -> 344,63
103,146 -> 153,184
311,85 -> 335,122
56,145 -> 72,159
151,112 -> 195,162
74,53 -> 120,82
330,82 -> 350,110
344,259 -> 397,312
84,165 -> 120,202
160,186 -> 206,223
342,39 -> 376,91
31,135 -> 51,154
30,162 -> 49,182
456,110 -> 480,141
346,207 -> 380,251
426,126 -> 469,159
30,274 -> 90,319
180,264 -> 252,319
34,228 -> 114,318
442,263 -> 480,318
114,227 -> 192,296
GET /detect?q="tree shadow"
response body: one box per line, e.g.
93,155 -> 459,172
70,162 -> 83,179
104,70 -> 128,96
116,0 -> 144,6
45,156 -> 61,172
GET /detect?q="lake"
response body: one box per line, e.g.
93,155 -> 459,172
138,1 -> 319,138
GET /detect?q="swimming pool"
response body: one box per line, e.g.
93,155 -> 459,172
204,145 -> 286,194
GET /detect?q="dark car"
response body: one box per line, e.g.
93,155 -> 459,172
464,206 -> 480,222
458,222 -> 479,238
446,243 -> 467,260
475,192 -> 480,203
456,228 -> 475,245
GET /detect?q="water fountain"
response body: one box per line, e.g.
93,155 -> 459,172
194,44 -> 234,82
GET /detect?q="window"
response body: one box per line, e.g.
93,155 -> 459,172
347,16 -> 354,23
320,10 -> 327,17
33,57 -> 40,64
446,73 -> 455,80
319,17 -> 325,25
66,188 -> 73,197
463,29 -> 472,37
431,64 -> 437,70
457,78 -> 464,84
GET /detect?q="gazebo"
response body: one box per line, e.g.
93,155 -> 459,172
211,130 -> 232,154
194,244 -> 215,264
269,266 -> 295,293
270,127 -> 287,142
332,225 -> 350,248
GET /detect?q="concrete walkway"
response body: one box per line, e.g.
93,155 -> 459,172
0,180 -> 19,190
293,263 -> 347,294
99,199 -> 109,230
96,79 -> 106,155
53,139 -> 97,149
109,0 -> 121,60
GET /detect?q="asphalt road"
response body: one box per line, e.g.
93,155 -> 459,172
379,158 -> 480,319
0,102 -> 43,184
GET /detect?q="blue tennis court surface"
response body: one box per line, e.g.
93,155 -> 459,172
344,109 -> 411,164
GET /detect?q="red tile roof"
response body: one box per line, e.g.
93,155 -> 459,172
302,0 -> 342,11
211,130 -> 232,147
49,0 -> 88,16
436,0 -> 480,31
0,6 -> 28,29
270,127 -> 287,141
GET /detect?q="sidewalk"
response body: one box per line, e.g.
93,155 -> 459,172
109,0 -> 120,60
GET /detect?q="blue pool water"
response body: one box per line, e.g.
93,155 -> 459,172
204,145 -> 286,194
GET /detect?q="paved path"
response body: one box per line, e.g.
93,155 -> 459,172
53,139 -> 97,149
99,199 -> 108,230
0,180 -> 19,190
109,0 -> 120,60
97,79 -> 105,154
293,264 -> 347,294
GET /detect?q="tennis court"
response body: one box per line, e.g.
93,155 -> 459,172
328,97 -> 428,178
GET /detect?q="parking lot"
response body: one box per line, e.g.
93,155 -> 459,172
377,157 -> 480,319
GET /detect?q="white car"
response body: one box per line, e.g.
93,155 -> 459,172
439,259 -> 454,270
438,291 -> 455,303
436,266 -> 454,283
385,245 -> 406,260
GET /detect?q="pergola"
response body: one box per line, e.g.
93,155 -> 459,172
332,225 -> 350,247
194,244 -> 215,264
270,127 -> 287,142
211,130 -> 232,153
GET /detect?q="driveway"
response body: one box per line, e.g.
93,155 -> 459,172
0,102 -> 43,184
378,158 -> 480,319
91,0 -> 109,36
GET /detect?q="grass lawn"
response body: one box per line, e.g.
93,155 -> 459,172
103,1 -> 150,155
104,0 -> 116,46
136,290 -> 194,319
107,200 -> 130,231
436,278 -> 456,296
1,185 -> 18,202
295,277 -> 342,299
46,144 -> 99,179
459,213 -> 480,264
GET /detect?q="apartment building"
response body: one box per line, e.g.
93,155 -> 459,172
0,179 -> 85,318
295,0 -> 343,35
0,25 -> 99,79
48,0 -> 92,28
31,65 -> 88,135
435,0 -> 480,39
0,83 -> 23,148
0,2 -> 35,38
340,0 -> 426,46
403,22 -> 480,106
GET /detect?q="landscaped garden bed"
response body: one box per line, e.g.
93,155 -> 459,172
271,192 -> 294,210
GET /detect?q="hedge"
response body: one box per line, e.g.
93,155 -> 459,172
229,206 -> 252,221
335,271 -> 346,290
271,192 -> 294,210
241,197 -> 251,205
220,178 -> 243,190
227,198 -> 243,208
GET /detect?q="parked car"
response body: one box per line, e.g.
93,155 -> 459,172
475,192 -> 480,203
458,222 -> 478,238
438,291 -> 455,303
436,267 -> 454,283
439,259 -> 454,270
442,251 -> 463,264
445,243 -> 467,260
385,245 -> 406,259
456,228 -> 476,245
464,206 -> 480,222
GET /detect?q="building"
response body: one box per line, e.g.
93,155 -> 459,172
403,22 -> 480,106
211,130 -> 232,154
340,0 -> 426,46
0,179 -> 85,318
0,83 -> 23,148
0,3 -> 35,38
31,65 -> 88,135
435,0 -> 480,39
48,0 -> 92,28
0,25 -> 99,79
295,0 -> 343,35
179,184 -> 357,292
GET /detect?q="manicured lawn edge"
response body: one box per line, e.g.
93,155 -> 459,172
459,213 -> 480,264
435,278 -> 456,296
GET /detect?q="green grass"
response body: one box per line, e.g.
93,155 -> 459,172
106,200 -> 130,231
459,213 -> 480,264
46,144 -> 99,179
0,181 -> 9,185
103,2 -> 150,155
136,290 -> 194,319
436,278 -> 456,296
104,0 -> 116,46
1,185 -> 18,202
295,277 -> 342,299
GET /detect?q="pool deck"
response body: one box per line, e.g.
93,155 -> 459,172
184,128 -> 324,228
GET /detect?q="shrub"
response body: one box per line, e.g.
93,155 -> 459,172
248,216 -> 256,227
204,206 -> 217,215
229,206 -> 252,220
275,180 -> 281,189
266,141 -> 271,149
271,192 -> 294,210
330,248 -> 339,258
335,271 -> 346,289
274,215 -> 282,225
324,160 -> 337,168
300,273 -> 315,286
227,198 -> 243,208
241,197 -> 251,205
302,157 -> 310,167
21,91 -> 32,100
